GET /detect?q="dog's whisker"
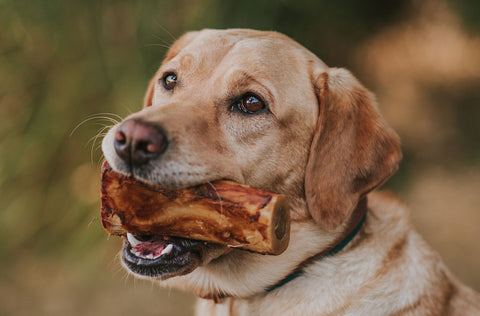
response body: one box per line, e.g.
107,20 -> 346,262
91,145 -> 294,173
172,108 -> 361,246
145,43 -> 172,50
87,216 -> 99,229
151,33 -> 172,46
70,113 -> 123,136
89,140 -> 104,165
90,112 -> 124,121
150,279 -> 155,292
109,257 -> 124,277
152,22 -> 177,43
120,266 -> 131,287
90,125 -> 112,164
97,151 -> 107,165
120,105 -> 135,116
86,127 -> 109,147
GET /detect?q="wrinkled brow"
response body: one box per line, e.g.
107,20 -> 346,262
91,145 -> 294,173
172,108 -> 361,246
222,70 -> 274,102
162,53 -> 200,75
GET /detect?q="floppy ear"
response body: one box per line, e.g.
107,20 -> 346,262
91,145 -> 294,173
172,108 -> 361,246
143,75 -> 157,108
305,68 -> 402,231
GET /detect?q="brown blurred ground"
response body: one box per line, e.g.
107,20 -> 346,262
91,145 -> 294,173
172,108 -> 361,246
0,0 -> 479,315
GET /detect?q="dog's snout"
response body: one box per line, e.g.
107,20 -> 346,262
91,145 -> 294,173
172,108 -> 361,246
114,119 -> 168,166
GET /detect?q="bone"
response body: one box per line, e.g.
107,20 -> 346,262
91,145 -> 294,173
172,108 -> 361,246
100,161 -> 290,255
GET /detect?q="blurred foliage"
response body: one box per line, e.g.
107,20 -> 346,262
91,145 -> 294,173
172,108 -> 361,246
0,0 -> 479,315
453,0 -> 480,31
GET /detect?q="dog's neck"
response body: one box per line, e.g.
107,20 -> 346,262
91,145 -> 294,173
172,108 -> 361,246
204,197 -> 368,304
264,197 -> 367,294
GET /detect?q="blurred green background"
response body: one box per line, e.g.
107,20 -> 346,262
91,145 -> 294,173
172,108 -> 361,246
1,0 -> 479,315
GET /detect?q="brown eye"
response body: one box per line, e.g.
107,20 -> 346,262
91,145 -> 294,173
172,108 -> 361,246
162,73 -> 177,90
234,94 -> 265,114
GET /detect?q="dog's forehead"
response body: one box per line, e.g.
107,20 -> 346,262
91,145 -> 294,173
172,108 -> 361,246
172,29 -> 302,55
164,29 -> 314,77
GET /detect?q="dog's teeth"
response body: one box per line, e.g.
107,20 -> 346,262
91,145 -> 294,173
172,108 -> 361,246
146,253 -> 155,260
161,244 -> 173,256
127,233 -> 142,247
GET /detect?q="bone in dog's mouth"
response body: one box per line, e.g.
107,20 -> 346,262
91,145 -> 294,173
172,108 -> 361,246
100,161 -> 290,278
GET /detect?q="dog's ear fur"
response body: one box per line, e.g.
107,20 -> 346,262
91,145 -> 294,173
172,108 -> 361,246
143,75 -> 157,108
305,68 -> 402,231
143,31 -> 200,108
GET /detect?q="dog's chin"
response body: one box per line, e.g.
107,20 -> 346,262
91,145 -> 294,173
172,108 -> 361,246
121,234 -> 231,280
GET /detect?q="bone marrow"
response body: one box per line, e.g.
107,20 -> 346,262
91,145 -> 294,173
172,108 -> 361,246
100,162 -> 290,255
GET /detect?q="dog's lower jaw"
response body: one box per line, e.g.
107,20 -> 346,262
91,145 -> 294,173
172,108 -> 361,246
121,241 -> 231,281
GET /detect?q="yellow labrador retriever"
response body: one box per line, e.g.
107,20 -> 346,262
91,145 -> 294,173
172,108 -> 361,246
102,29 -> 480,315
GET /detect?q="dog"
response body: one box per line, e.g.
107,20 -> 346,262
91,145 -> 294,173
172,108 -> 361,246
102,29 -> 480,315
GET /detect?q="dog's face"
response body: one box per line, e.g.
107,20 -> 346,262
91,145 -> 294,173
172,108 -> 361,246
102,29 -> 401,298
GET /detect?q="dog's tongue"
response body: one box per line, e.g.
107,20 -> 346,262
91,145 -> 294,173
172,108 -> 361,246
127,234 -> 176,260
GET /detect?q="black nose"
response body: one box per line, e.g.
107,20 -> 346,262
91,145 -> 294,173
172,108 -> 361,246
114,119 -> 168,167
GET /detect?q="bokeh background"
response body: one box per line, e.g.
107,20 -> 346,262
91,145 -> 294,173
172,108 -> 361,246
1,0 -> 479,315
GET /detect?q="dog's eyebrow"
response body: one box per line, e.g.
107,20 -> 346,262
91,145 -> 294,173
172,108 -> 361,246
224,70 -> 275,108
230,71 -> 257,88
162,53 -> 199,75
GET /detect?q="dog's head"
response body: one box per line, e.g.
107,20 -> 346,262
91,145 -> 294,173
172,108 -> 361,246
102,29 -> 401,298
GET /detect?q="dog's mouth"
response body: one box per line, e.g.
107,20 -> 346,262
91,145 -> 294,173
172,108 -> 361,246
122,233 -> 227,279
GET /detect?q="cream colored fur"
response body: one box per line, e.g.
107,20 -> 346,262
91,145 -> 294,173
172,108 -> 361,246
102,29 -> 480,315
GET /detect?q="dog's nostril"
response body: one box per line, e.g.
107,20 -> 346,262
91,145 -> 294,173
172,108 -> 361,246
115,130 -> 127,144
146,142 -> 162,154
114,129 -> 131,161
137,139 -> 164,155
